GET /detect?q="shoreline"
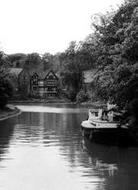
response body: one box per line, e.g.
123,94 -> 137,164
0,106 -> 21,121
9,99 -> 105,107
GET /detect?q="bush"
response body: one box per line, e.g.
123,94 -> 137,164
76,90 -> 89,103
0,78 -> 14,109
66,90 -> 77,102
0,94 -> 8,109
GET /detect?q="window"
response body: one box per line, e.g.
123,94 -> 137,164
31,74 -> 38,85
38,80 -> 44,87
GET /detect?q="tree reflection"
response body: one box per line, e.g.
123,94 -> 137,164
0,118 -> 15,162
10,107 -> 138,190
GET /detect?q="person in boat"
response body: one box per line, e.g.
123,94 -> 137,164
101,108 -> 108,120
101,106 -> 115,122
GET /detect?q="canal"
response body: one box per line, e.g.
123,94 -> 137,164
0,104 -> 138,190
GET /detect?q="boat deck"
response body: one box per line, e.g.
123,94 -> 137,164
81,120 -> 118,129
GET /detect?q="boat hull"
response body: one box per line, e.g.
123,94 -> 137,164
81,121 -> 138,146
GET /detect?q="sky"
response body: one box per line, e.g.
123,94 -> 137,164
0,0 -> 124,55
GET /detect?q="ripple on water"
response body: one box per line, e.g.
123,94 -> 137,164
0,106 -> 138,190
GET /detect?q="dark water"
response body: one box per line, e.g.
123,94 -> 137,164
0,104 -> 138,190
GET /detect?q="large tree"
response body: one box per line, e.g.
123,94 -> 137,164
90,0 -> 138,105
58,40 -> 96,100
87,0 -> 138,126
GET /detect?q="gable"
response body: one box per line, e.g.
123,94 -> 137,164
45,70 -> 58,80
31,73 -> 39,79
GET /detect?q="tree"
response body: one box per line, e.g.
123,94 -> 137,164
58,39 -> 97,100
90,0 -> 138,107
86,0 -> 138,126
24,53 -> 42,70
59,41 -> 83,100
0,52 -> 13,109
42,53 -> 54,70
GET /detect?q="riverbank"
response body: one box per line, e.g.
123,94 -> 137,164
9,98 -> 105,107
80,100 -> 106,108
9,97 -> 70,104
0,105 -> 21,121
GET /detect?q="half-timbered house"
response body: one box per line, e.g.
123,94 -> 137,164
9,68 -> 60,99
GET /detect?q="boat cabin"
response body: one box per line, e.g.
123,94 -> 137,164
88,108 -> 121,123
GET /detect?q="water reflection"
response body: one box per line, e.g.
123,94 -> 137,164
82,138 -> 138,190
0,105 -> 138,190
0,119 -> 15,162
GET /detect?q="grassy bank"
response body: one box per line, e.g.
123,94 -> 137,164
0,105 -> 21,121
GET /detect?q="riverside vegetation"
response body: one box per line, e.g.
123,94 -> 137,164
0,0 -> 138,128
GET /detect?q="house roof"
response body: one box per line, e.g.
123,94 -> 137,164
29,69 -> 58,80
45,70 -> 58,80
9,68 -> 23,77
9,67 -> 59,80
29,70 -> 47,79
83,69 -> 97,83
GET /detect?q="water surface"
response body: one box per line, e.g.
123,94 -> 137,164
0,104 -> 138,190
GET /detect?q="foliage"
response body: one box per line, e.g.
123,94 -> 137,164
58,40 -> 95,100
76,90 -> 89,103
24,53 -> 42,70
0,78 -> 13,108
89,0 -> 138,110
8,53 -> 27,67
42,53 -> 54,71
65,89 -> 77,102
0,53 -> 14,108
0,0 -> 137,119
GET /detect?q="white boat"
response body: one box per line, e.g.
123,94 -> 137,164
81,107 -> 131,146
82,108 -> 123,129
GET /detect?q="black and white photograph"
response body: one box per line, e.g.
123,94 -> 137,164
0,0 -> 138,189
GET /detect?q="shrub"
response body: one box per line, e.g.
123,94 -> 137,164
66,90 -> 77,102
0,79 -> 13,109
76,90 -> 89,103
0,94 -> 8,109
